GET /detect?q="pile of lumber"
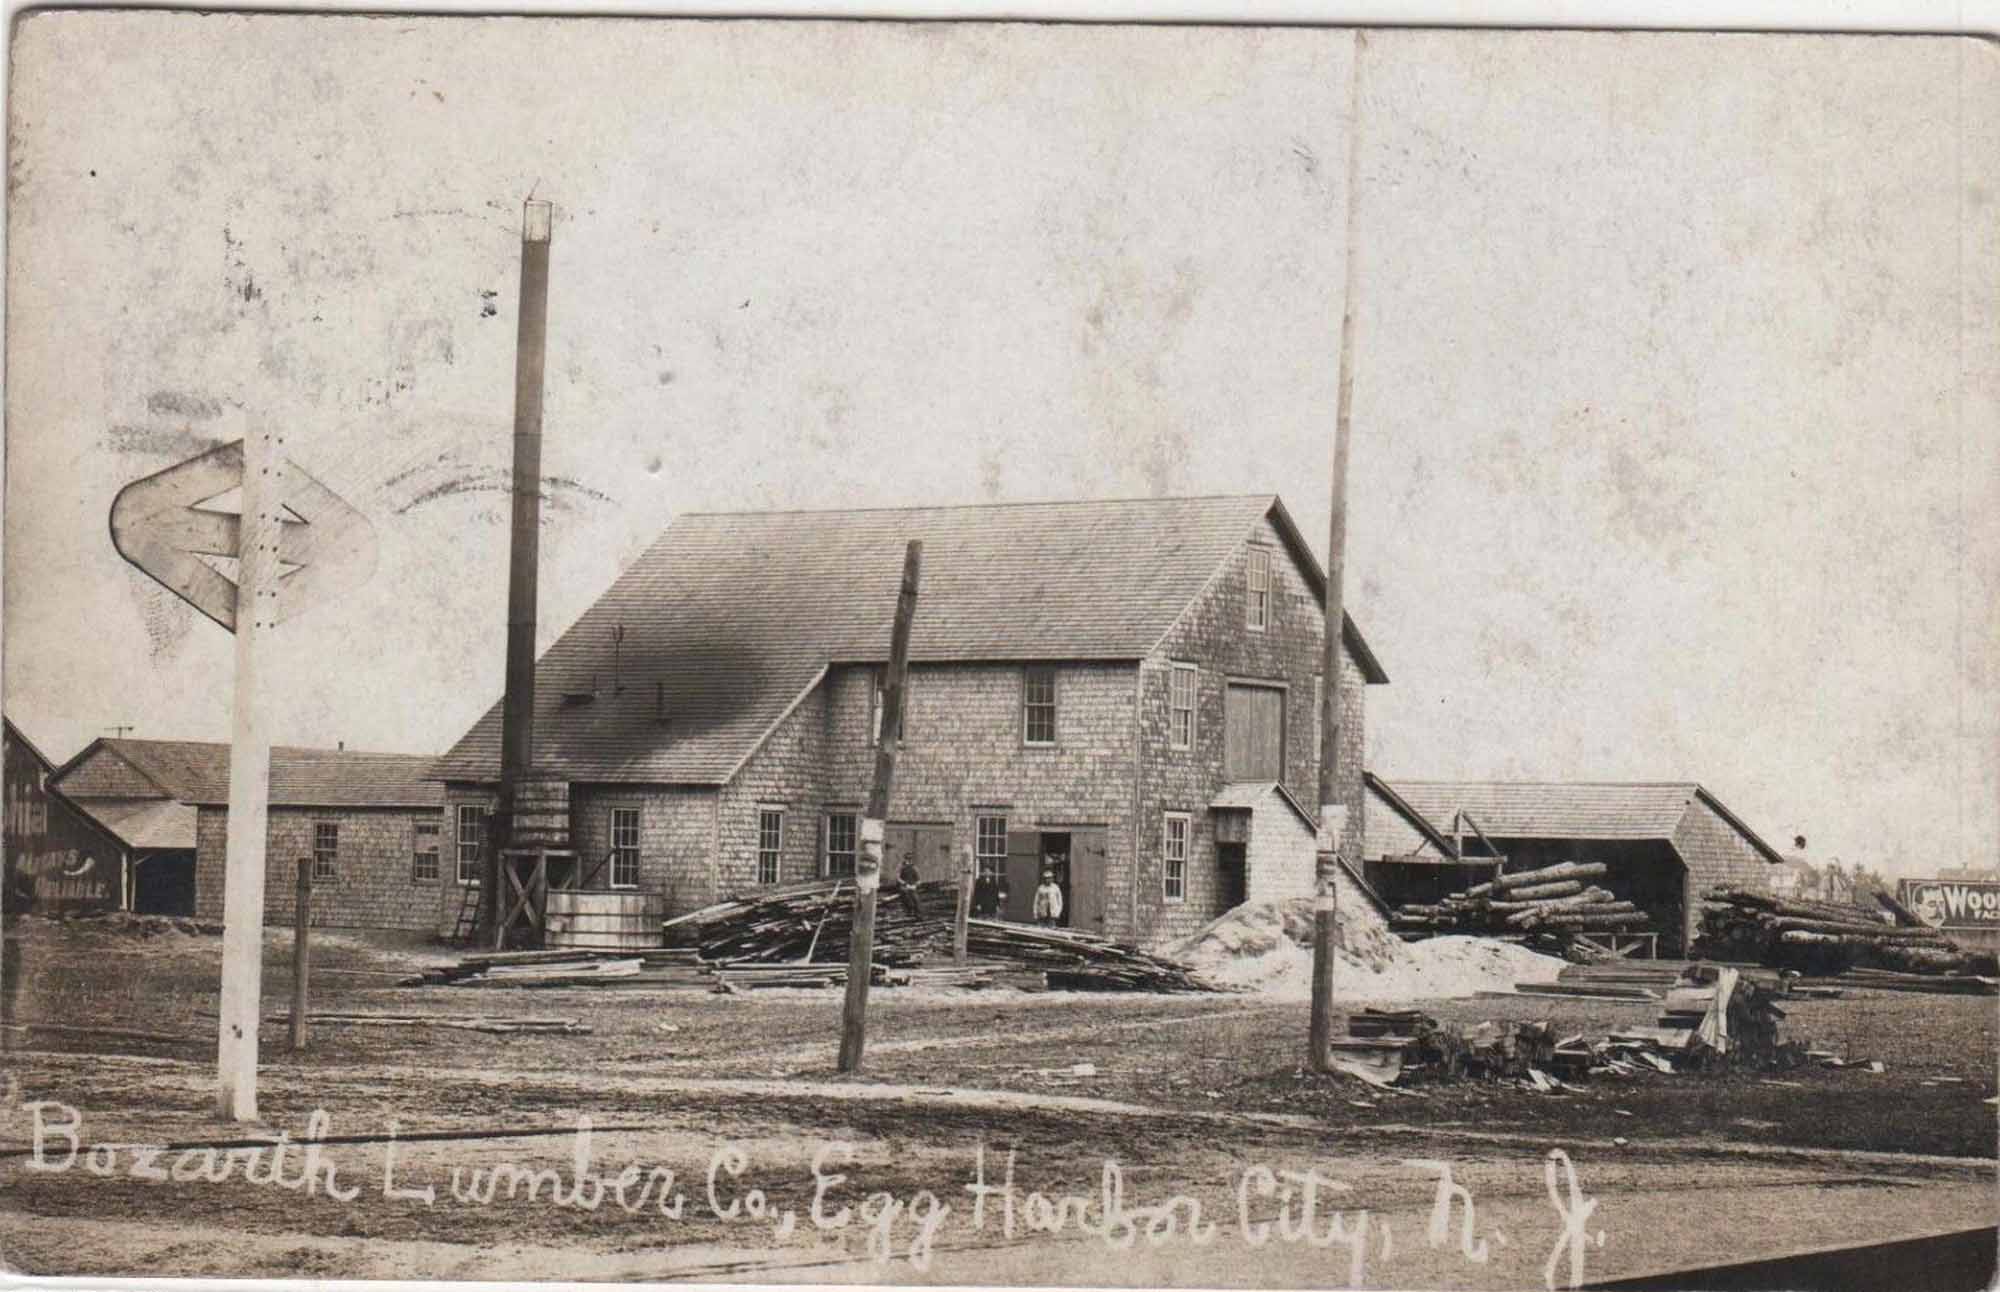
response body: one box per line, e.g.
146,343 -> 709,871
1693,887 -> 1988,977
1388,861 -> 1650,942
400,947 -> 710,989
666,876 -> 1221,992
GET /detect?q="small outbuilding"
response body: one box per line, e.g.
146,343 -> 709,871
50,738 -> 443,929
4,718 -> 128,915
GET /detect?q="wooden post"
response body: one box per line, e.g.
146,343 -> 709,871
291,859 -> 311,1051
216,416 -> 282,1121
953,847 -> 974,964
838,541 -> 923,1073
1310,29 -> 1366,1076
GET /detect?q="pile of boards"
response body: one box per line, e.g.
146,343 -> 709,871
1694,886 -> 1998,978
665,876 -> 1223,993
399,947 -> 710,989
1387,860 -> 1650,947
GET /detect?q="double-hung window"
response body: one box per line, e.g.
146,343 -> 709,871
1246,546 -> 1273,630
412,819 -> 440,882
610,808 -> 641,889
975,815 -> 1008,881
456,805 -> 484,884
757,809 -> 784,885
313,822 -> 339,882
1022,666 -> 1057,746
1169,663 -> 1198,750
1163,812 -> 1190,902
825,812 -> 858,878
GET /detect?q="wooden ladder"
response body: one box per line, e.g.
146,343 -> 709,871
449,883 -> 480,946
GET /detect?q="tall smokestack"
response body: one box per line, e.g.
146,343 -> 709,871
484,197 -> 553,945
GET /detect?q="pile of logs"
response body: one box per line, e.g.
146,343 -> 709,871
1388,861 -> 1651,942
1694,887 -> 1983,976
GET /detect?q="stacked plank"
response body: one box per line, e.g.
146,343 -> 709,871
1694,887 -> 1976,976
662,877 -> 1222,992
1389,861 -> 1649,941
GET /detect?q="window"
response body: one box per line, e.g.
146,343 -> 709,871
610,808 -> 641,888
871,671 -> 908,746
825,812 -> 857,878
456,804 -> 483,884
975,815 -> 1008,881
1246,546 -> 1273,629
1022,666 -> 1057,745
1169,664 -> 1198,750
1163,812 -> 1190,902
313,822 -> 339,881
412,819 -> 440,882
757,809 -> 784,885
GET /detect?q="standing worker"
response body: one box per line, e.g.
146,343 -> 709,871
1033,868 -> 1064,928
898,855 -> 924,919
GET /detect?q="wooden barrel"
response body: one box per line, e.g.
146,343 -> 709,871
543,890 -> 666,951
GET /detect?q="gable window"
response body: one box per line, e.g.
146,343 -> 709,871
1246,546 -> 1273,630
412,819 -> 440,882
1022,666 -> 1057,746
1169,663 -> 1198,750
456,804 -> 484,884
610,808 -> 641,889
757,808 -> 784,885
313,822 -> 339,882
825,812 -> 858,878
1163,812 -> 1190,902
975,814 -> 1008,881
871,671 -> 909,746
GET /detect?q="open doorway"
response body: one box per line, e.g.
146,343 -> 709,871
1217,841 -> 1247,911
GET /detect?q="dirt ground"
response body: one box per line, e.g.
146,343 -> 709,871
1,916 -> 1994,1285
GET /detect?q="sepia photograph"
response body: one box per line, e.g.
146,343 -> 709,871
2,10 -> 1997,1288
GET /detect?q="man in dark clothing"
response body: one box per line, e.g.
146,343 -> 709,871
972,870 -> 1002,919
898,857 -> 923,918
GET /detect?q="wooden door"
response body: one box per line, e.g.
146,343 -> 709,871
1003,829 -> 1041,922
911,825 -> 955,882
1225,683 -> 1286,781
1069,828 -> 1109,931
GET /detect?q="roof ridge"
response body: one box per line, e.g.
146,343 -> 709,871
1388,779 -> 1697,788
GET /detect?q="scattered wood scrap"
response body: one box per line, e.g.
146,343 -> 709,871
264,1011 -> 591,1035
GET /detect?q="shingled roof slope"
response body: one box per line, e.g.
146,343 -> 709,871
1380,780 -> 1784,864
430,495 -> 1386,786
53,739 -> 441,809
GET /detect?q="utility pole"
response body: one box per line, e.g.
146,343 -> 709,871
953,847 -> 974,963
216,414 -> 281,1120
838,540 -> 923,1073
1310,29 -> 1366,1074
485,197 -> 554,949
291,858 -> 311,1051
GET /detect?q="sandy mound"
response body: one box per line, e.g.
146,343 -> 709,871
1167,896 -> 1567,1002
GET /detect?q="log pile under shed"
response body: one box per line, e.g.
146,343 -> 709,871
1387,860 -> 1651,955
1694,886 -> 2000,978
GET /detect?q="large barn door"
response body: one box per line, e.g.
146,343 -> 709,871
1069,828 -> 1109,930
1225,683 -> 1286,781
912,825 -> 955,883
1003,829 -> 1041,922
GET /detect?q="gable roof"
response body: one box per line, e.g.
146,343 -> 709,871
1379,780 -> 1785,865
3,718 -> 57,777
52,739 -> 441,809
78,797 -> 199,850
1362,771 -> 1462,860
430,494 -> 1387,786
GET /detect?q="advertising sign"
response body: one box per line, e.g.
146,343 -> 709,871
1900,877 -> 2000,930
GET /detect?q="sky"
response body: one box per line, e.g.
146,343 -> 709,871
5,19 -> 1995,878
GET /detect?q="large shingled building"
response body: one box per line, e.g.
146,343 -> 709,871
431,494 -> 1388,946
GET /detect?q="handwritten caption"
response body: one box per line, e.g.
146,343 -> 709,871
13,1100 -> 1606,1288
